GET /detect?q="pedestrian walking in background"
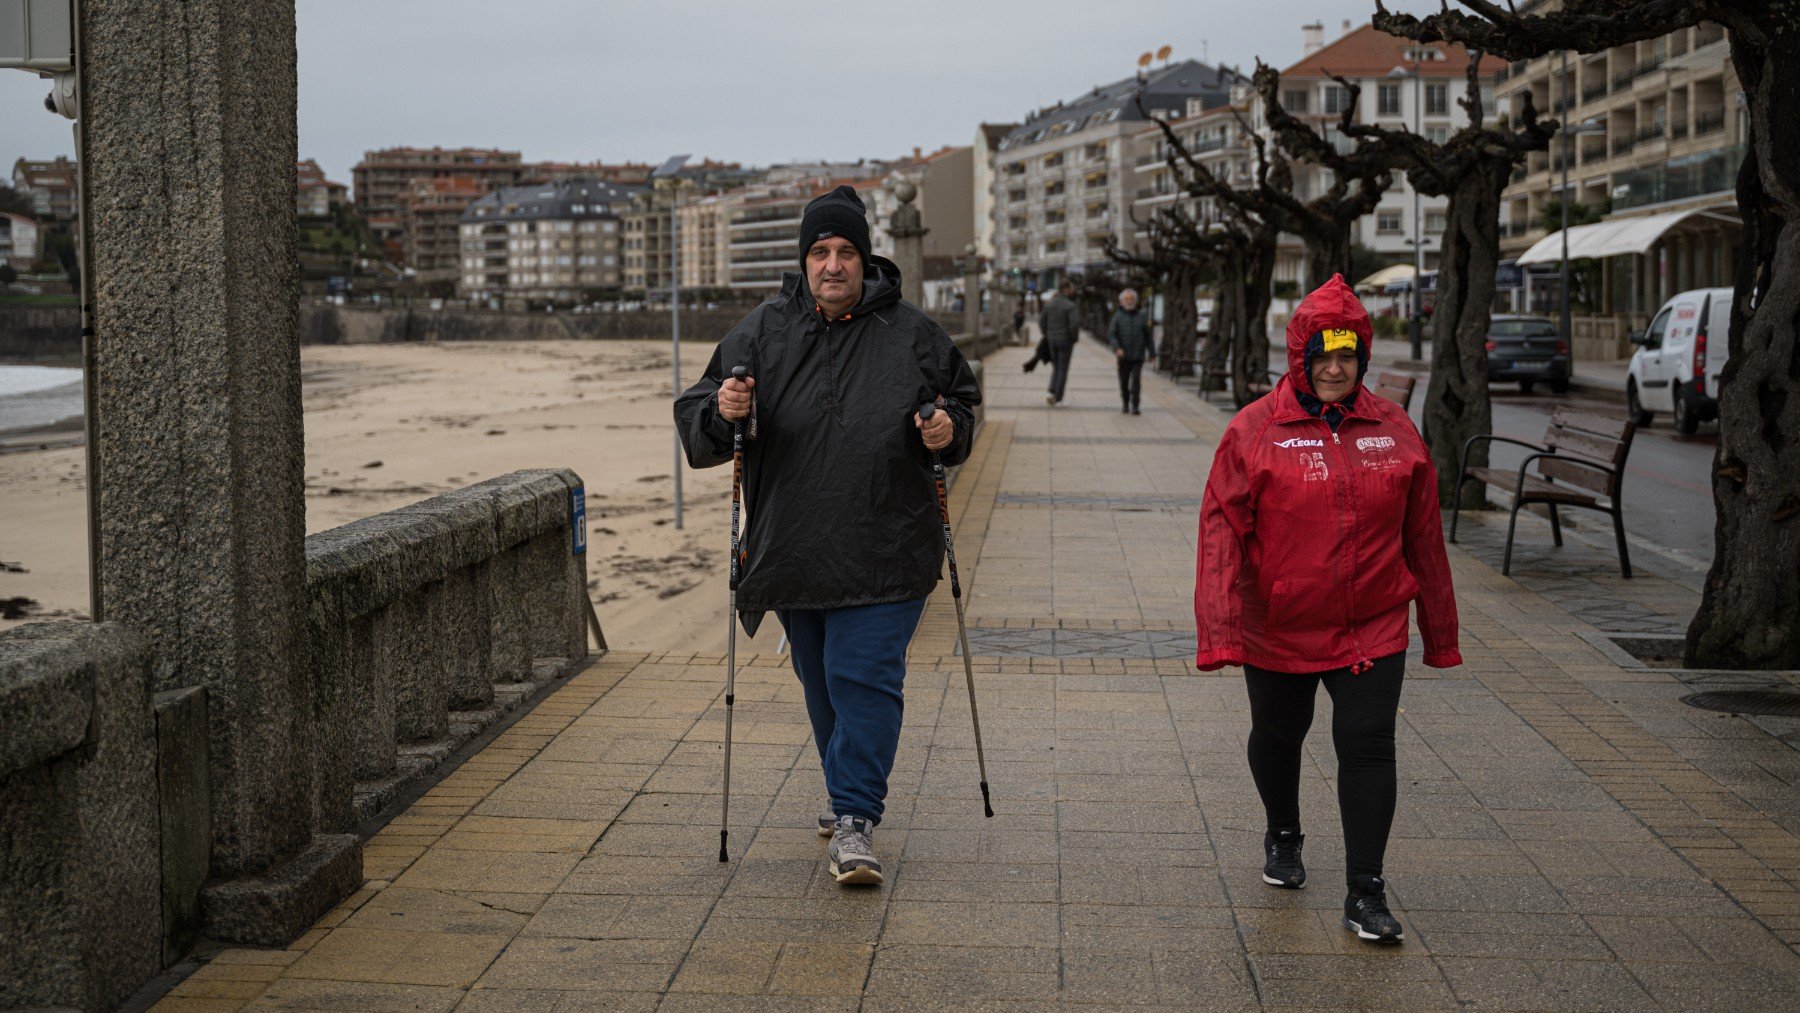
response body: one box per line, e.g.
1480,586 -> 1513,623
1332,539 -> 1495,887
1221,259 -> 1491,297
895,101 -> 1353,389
1012,305 -> 1026,346
1040,279 -> 1080,405
1191,274 -> 1461,945
1107,288 -> 1156,414
674,185 -> 981,886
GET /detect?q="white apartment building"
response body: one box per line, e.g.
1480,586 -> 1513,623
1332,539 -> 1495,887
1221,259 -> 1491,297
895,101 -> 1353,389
1249,21 -> 1505,292
991,59 -> 1240,286
0,212 -> 40,269
456,179 -> 644,303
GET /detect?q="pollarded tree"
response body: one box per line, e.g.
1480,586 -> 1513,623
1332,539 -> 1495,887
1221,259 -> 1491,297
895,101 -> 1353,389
1248,60 -> 1400,289
1269,59 -> 1555,506
1146,109 -> 1294,406
1374,0 -> 1800,669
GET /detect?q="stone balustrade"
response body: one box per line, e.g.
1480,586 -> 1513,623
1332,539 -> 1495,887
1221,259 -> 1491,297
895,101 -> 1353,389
0,468 -> 595,1007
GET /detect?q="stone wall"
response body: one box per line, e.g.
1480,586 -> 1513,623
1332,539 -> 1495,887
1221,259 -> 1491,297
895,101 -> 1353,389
0,468 -> 593,1003
0,305 -> 82,359
0,623 -> 162,1012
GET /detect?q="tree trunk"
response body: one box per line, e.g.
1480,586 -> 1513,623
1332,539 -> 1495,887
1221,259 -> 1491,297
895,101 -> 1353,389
1206,273 -> 1237,394
1163,265 -> 1197,376
1420,165 -> 1507,506
1688,26 -> 1800,669
1303,231 -> 1352,293
1234,232 -> 1278,408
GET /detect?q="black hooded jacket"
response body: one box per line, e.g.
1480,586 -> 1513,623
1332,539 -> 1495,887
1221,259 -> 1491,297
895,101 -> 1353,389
674,256 -> 981,615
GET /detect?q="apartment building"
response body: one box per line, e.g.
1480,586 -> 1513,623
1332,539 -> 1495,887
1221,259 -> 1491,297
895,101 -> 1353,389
623,164 -> 769,296
296,159 -> 348,218
405,176 -> 491,283
1495,2 -> 1740,350
1250,22 -> 1504,290
10,157 -> 77,221
726,175 -> 884,293
456,179 -> 645,303
353,147 -> 528,260
991,59 -> 1239,285
675,191 -> 735,291
972,124 -> 1016,262
1130,90 -> 1256,236
0,212 -> 40,269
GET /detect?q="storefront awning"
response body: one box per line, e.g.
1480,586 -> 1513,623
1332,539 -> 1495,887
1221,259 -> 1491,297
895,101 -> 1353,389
1515,204 -> 1740,266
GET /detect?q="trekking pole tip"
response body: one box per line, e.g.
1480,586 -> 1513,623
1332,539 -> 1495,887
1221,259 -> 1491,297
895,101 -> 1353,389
980,783 -> 994,818
718,830 -> 729,862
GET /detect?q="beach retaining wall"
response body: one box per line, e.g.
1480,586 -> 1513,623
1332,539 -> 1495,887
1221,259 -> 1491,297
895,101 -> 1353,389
0,305 -> 82,359
0,468 -> 592,1007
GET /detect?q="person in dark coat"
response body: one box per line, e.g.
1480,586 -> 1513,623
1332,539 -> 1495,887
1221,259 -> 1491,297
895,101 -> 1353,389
1040,279 -> 1080,405
1107,288 -> 1157,414
674,184 -> 980,887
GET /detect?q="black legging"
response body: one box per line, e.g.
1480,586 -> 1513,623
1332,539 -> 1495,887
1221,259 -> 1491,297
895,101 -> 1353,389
1117,357 -> 1145,409
1244,652 -> 1404,884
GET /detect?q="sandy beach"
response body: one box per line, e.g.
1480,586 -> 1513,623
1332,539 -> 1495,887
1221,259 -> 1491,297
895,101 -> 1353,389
0,339 -> 779,653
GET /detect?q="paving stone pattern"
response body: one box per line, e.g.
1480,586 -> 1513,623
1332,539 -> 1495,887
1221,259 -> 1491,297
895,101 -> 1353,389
154,340 -> 1800,1011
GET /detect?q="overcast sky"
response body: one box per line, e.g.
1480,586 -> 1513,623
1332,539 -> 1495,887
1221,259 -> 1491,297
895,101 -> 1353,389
2,1 -> 1449,187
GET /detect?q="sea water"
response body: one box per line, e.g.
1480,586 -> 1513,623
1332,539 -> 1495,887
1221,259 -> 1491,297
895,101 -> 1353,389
0,365 -> 83,432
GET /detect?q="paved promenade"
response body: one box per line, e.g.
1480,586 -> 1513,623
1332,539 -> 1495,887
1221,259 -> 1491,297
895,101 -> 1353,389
154,340 -> 1799,1011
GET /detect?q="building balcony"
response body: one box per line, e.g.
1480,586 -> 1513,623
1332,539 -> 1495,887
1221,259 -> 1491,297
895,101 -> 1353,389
1582,141 -> 1608,163
1695,109 -> 1727,137
1612,136 -> 1638,156
1581,81 -> 1609,104
1670,122 -> 1689,141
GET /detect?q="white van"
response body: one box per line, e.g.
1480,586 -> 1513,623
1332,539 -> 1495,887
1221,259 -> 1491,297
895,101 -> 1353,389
1626,287 -> 1733,434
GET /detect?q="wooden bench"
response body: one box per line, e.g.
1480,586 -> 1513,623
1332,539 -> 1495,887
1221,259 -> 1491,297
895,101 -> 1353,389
1449,408 -> 1637,578
1372,370 -> 1417,410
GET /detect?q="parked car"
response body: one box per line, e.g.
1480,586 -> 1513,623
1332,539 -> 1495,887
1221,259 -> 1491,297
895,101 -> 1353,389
1485,315 -> 1570,394
1626,286 -> 1733,434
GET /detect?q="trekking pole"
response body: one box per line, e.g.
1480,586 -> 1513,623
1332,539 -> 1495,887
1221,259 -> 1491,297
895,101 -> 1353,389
720,365 -> 750,861
918,402 -> 994,818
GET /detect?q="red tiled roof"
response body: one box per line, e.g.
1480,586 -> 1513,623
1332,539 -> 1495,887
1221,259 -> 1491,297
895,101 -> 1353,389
1284,23 -> 1504,79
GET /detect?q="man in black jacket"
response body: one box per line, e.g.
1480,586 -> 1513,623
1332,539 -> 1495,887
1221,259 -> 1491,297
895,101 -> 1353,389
1040,279 -> 1080,405
1107,287 -> 1157,415
674,185 -> 980,886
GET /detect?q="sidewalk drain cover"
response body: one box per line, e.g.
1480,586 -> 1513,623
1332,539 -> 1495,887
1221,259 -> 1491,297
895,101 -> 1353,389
1680,691 -> 1800,717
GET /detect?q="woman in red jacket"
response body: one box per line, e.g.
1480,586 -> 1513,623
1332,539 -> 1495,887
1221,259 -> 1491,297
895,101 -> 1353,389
1193,274 -> 1461,945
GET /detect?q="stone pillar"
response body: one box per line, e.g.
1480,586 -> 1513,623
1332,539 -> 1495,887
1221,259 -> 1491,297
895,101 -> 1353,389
82,0 -> 357,942
886,181 -> 927,307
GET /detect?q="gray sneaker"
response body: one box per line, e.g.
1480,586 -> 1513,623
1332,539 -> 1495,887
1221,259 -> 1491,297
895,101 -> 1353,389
817,809 -> 835,838
827,815 -> 882,885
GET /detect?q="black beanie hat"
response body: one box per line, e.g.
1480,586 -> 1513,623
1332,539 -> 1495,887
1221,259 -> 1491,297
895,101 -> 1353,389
798,185 -> 872,265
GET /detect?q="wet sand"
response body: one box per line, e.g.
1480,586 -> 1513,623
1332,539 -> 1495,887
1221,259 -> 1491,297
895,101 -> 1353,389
0,339 -> 775,653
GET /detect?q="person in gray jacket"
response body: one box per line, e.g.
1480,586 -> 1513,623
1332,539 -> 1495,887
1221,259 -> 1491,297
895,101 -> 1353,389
1040,279 -> 1080,405
1107,288 -> 1157,414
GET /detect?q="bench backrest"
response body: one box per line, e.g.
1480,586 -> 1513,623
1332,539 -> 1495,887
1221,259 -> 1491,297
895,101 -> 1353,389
1372,370 -> 1417,409
1539,408 -> 1635,498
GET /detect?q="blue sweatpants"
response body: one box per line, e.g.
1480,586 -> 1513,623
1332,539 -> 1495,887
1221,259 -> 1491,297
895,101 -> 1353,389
778,596 -> 928,826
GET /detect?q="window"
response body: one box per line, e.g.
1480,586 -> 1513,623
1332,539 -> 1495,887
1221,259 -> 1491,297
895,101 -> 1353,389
1008,215 -> 1026,230
1644,306 -> 1672,347
1324,86 -> 1352,115
1044,153 -> 1065,169
1045,181 -> 1065,197
1009,242 -> 1026,258
1282,89 -> 1309,113
1045,238 -> 1066,255
1425,82 -> 1449,115
1425,210 -> 1447,233
1377,211 -> 1403,234
1426,125 -> 1451,144
1045,210 -> 1066,226
1378,83 -> 1402,116
1008,187 -> 1026,202
1085,142 -> 1108,161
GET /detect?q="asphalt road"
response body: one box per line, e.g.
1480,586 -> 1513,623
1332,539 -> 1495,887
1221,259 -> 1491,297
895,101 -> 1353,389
1453,387 -> 1720,568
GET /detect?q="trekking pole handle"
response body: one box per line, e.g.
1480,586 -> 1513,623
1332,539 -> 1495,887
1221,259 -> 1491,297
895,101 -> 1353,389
731,365 -> 748,382
918,402 -> 936,420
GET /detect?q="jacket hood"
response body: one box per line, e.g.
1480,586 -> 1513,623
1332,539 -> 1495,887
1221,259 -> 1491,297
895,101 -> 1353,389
784,254 -> 905,318
1284,274 -> 1372,398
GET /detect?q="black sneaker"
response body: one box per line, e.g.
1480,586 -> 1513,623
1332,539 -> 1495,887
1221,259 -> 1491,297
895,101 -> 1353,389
1261,829 -> 1306,888
1342,874 -> 1404,944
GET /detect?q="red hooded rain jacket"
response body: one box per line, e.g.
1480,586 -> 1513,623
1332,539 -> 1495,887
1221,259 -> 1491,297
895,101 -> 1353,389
1193,275 -> 1462,673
